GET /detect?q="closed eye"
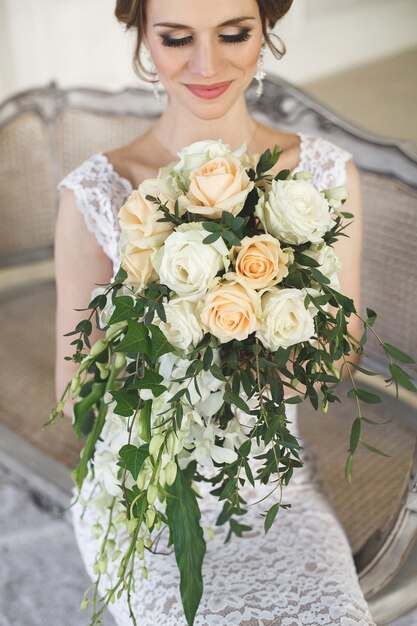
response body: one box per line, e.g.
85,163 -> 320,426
160,29 -> 252,48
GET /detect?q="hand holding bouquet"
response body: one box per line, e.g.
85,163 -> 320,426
50,139 -> 416,626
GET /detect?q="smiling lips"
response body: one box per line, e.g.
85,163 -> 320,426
184,81 -> 233,99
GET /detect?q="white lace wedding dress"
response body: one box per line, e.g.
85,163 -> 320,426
58,133 -> 377,626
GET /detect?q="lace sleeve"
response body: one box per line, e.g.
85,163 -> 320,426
57,153 -> 132,273
296,133 -> 353,190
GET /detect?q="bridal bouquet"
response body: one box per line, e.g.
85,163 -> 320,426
50,139 -> 415,625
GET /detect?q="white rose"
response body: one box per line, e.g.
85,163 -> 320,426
153,296 -> 204,352
256,287 -> 318,350
302,242 -> 342,289
152,224 -> 230,300
256,179 -> 335,245
173,139 -> 245,183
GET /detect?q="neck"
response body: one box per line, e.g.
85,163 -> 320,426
149,94 -> 258,158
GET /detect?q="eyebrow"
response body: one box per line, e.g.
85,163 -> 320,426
153,16 -> 256,29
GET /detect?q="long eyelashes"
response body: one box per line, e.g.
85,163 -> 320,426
160,30 -> 252,48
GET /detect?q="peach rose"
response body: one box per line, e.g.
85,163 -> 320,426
118,178 -> 176,248
196,275 -> 261,343
231,234 -> 291,289
121,243 -> 158,292
179,155 -> 254,219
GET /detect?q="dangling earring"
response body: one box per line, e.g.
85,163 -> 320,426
254,42 -> 267,99
141,46 -> 162,102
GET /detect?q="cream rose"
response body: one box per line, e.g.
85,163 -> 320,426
256,287 -> 318,350
196,275 -> 261,343
302,242 -> 342,290
256,178 -> 335,245
118,178 -> 176,248
121,243 -> 158,292
231,234 -> 291,289
154,296 -> 204,352
178,155 -> 254,219
152,224 -> 230,301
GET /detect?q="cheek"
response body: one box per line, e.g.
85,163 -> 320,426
234,43 -> 261,72
150,47 -> 188,80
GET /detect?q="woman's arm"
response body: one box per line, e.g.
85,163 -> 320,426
54,188 -> 113,410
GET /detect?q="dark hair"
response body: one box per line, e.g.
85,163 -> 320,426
115,0 -> 293,82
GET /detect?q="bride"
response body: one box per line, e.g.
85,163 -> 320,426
55,0 -> 374,624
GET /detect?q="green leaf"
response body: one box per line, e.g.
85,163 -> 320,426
256,145 -> 281,174
73,382 -> 106,438
347,388 -> 382,404
202,221 -> 223,233
326,287 -> 356,313
362,416 -> 392,426
139,400 -> 152,442
222,230 -> 242,246
113,266 -> 127,283
209,364 -> 227,382
166,466 -> 206,626
296,253 -> 321,268
219,478 -> 237,501
149,324 -> 176,361
366,308 -> 377,327
244,460 -> 255,487
274,168 -> 290,181
221,210 -> 235,227
89,293 -> 107,310
203,346 -> 213,371
389,363 -> 417,392
285,395 -> 302,404
115,319 -> 150,355
264,502 -> 280,534
309,268 -> 331,285
108,296 -> 136,325
175,403 -> 184,429
110,389 -> 140,417
119,444 -> 149,481
202,232 -> 221,245
131,370 -> 167,397
383,343 -> 415,364
361,441 -> 390,458
224,391 -> 250,413
349,417 -> 361,454
347,362 -> 380,377
238,439 -> 252,457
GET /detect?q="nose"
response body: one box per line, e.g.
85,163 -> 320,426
188,38 -> 223,78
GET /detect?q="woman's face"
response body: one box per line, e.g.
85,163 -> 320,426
145,0 -> 264,119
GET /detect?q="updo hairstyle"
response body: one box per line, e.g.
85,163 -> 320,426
114,0 -> 293,82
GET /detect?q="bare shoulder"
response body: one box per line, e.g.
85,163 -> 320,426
253,123 -> 302,172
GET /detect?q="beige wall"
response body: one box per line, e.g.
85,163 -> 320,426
1,0 -> 417,101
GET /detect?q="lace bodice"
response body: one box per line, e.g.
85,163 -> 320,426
57,133 -> 352,275
60,135 -> 376,626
